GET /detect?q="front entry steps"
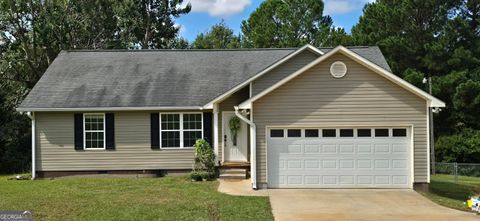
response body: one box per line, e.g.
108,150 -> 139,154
218,162 -> 250,180
219,168 -> 249,180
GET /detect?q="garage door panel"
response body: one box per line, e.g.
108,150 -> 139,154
339,144 -> 355,153
322,144 -> 337,153
339,159 -> 355,168
305,175 -> 320,184
267,127 -> 411,188
392,159 -> 407,168
357,144 -> 372,153
276,158 -> 409,170
374,159 -> 390,168
392,143 -> 408,152
304,144 -> 320,153
304,160 -> 320,169
268,175 -> 410,188
287,160 -> 302,169
374,144 -> 390,153
287,144 -> 302,153
322,160 -> 337,168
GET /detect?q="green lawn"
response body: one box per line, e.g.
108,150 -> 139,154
0,175 -> 273,221
421,174 -> 480,212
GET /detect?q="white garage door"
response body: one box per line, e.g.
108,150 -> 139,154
267,127 -> 411,188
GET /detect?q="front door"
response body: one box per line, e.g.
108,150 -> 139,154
223,112 -> 248,162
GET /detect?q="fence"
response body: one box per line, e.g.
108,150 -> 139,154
434,162 -> 480,183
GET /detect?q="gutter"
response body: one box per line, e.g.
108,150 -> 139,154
234,106 -> 257,190
16,106 -> 205,112
25,112 -> 35,180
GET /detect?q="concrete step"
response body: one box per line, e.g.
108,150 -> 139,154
220,169 -> 245,174
219,168 -> 248,179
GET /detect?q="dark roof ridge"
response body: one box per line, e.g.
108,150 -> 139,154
63,48 -> 298,52
63,46 -> 376,53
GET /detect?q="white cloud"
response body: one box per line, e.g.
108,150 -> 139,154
185,0 -> 252,17
324,0 -> 374,15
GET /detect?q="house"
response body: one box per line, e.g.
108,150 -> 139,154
18,45 -> 445,189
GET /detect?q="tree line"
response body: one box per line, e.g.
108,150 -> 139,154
1,0 -> 479,173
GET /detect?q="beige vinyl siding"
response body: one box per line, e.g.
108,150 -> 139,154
253,53 -> 428,184
35,111 -> 197,171
251,50 -> 318,96
217,86 -> 250,162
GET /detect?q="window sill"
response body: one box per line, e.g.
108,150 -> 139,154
159,147 -> 195,150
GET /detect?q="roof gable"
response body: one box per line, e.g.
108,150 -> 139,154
202,45 -> 323,108
239,46 -> 445,108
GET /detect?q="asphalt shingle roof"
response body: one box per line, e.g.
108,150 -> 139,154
319,46 -> 392,72
19,46 -> 392,109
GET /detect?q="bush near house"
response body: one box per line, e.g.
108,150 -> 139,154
191,139 -> 216,181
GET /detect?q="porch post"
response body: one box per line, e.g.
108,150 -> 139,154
213,103 -> 219,165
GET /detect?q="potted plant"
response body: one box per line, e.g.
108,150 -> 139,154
229,116 -> 241,146
190,171 -> 202,182
200,171 -> 210,182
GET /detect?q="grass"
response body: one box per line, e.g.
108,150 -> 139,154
421,174 -> 480,212
0,175 -> 273,221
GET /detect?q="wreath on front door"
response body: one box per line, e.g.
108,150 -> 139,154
229,116 -> 241,146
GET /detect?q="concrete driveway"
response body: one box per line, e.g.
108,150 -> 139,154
268,189 -> 478,221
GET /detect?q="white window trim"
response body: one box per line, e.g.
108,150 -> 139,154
83,113 -> 106,150
159,112 -> 203,149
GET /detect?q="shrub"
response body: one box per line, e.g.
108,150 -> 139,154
190,171 -> 202,181
191,139 -> 216,181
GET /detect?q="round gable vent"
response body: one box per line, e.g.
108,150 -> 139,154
330,61 -> 347,78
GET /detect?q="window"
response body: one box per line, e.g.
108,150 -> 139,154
84,113 -> 105,149
375,129 -> 389,137
287,129 -> 301,137
270,129 -> 284,138
305,129 -> 319,137
183,114 -> 203,147
340,129 -> 354,137
392,128 -> 407,137
357,129 -> 371,137
322,129 -> 336,137
160,113 -> 203,148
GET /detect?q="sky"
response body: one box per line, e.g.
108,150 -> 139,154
176,0 -> 375,42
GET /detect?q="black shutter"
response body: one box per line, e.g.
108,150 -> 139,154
105,113 -> 115,150
203,112 -> 213,145
74,113 -> 83,150
151,113 -> 160,149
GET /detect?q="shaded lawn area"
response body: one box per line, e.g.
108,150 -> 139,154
421,174 -> 480,212
0,175 -> 273,221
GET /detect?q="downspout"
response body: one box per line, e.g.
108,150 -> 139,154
234,106 -> 257,190
26,112 -> 35,180
213,103 -> 219,165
